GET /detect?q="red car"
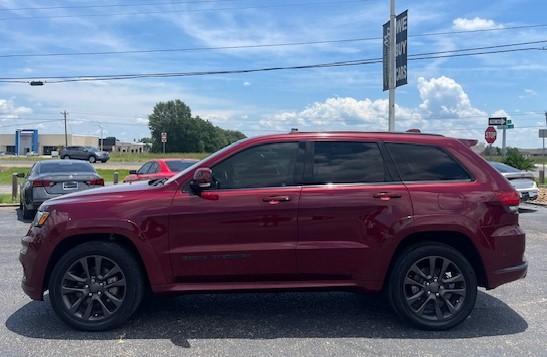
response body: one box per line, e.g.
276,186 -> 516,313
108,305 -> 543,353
20,132 -> 526,331
123,159 -> 198,183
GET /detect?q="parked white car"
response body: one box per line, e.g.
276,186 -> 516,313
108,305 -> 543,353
489,161 -> 539,201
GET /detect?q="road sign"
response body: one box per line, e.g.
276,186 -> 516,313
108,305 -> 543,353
489,117 -> 507,126
161,132 -> 167,143
539,129 -> 547,138
485,126 -> 497,144
383,10 -> 408,91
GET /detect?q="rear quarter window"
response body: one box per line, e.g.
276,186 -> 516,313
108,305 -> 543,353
386,143 -> 471,181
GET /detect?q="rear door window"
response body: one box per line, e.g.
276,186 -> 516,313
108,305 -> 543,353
309,141 -> 386,184
138,162 -> 152,174
148,162 -> 159,174
386,143 -> 471,181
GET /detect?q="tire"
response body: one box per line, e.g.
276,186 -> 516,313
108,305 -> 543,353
62,155 -> 70,160
388,242 -> 477,330
88,156 -> 97,163
22,202 -> 35,220
48,241 -> 144,331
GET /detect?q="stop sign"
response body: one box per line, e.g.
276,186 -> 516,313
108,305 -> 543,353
485,126 -> 497,144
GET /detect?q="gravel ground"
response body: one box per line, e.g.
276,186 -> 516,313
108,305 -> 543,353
0,205 -> 546,356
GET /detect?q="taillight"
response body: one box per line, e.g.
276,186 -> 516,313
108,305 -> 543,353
32,180 -> 54,187
495,190 -> 520,210
87,178 -> 104,186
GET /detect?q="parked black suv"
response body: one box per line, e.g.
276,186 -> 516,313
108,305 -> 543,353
60,146 -> 110,163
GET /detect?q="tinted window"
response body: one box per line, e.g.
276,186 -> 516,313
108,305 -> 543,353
489,161 -> 520,173
387,143 -> 470,181
148,162 -> 159,174
138,162 -> 152,174
212,142 -> 300,189
311,141 -> 385,184
166,160 -> 196,172
39,161 -> 95,174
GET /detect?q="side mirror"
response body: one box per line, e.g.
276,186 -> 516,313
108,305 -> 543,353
129,170 -> 137,175
190,167 -> 213,193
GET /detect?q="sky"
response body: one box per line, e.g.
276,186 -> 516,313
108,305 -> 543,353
0,0 -> 546,148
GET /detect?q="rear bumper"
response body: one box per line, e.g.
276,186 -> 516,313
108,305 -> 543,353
517,188 -> 539,201
488,260 -> 528,289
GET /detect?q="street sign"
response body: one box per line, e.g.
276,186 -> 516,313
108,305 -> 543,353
383,10 -> 408,91
161,132 -> 167,143
485,126 -> 497,144
489,117 -> 507,126
539,129 -> 547,138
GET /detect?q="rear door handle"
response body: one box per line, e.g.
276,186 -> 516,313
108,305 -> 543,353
373,192 -> 402,200
262,196 -> 291,204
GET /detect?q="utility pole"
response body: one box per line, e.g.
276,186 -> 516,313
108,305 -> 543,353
501,124 -> 507,157
98,125 -> 104,151
61,110 -> 68,148
388,0 -> 396,132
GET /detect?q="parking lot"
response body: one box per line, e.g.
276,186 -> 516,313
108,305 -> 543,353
0,205 -> 546,356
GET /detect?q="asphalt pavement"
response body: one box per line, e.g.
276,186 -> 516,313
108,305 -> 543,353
0,205 -> 546,356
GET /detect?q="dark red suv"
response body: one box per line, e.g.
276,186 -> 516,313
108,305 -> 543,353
20,132 -> 527,331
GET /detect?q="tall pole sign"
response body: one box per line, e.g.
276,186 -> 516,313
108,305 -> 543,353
489,116 -> 513,156
161,132 -> 167,154
383,3 -> 408,132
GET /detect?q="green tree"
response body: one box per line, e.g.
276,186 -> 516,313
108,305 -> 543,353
503,147 -> 535,171
148,100 -> 245,153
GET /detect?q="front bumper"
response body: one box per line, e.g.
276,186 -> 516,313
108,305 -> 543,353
19,232 -> 47,300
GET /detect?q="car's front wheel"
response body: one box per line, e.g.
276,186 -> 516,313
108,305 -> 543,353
48,241 -> 144,331
388,242 -> 477,330
88,156 -> 97,163
62,155 -> 70,160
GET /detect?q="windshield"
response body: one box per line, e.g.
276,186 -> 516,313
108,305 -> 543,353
489,161 -> 521,173
165,138 -> 248,184
39,161 -> 96,174
166,160 -> 197,172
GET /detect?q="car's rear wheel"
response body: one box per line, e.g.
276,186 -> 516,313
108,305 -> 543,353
49,241 -> 144,331
388,242 -> 477,330
88,156 -> 96,163
21,201 -> 34,220
62,155 -> 70,160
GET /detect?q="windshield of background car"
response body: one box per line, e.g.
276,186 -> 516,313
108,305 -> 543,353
489,161 -> 521,173
38,161 -> 96,174
166,160 -> 197,172
165,138 -> 249,185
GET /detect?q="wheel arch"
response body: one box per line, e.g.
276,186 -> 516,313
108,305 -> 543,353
385,231 -> 488,289
43,233 -> 151,294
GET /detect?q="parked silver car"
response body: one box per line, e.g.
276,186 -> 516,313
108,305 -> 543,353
489,161 -> 539,202
19,160 -> 104,219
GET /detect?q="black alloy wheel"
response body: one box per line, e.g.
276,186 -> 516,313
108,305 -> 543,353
388,243 -> 477,330
49,241 -> 144,331
60,255 -> 126,321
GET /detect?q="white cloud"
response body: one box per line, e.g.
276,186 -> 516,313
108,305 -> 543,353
452,17 -> 503,31
135,117 -> 149,124
417,76 -> 485,119
259,76 -> 487,139
243,81 -> 251,87
0,99 -> 33,119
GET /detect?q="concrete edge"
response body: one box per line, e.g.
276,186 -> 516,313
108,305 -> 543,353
524,202 -> 547,208
0,204 -> 18,207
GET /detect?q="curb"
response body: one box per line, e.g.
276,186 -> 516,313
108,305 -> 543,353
523,202 -> 547,208
0,204 -> 19,207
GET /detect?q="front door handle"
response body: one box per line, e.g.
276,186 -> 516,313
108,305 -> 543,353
373,192 -> 402,201
262,196 -> 291,204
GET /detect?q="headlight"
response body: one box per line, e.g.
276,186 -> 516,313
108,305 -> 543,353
33,211 -> 50,227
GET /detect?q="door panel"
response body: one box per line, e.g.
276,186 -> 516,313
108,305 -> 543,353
169,187 -> 301,282
297,184 -> 412,282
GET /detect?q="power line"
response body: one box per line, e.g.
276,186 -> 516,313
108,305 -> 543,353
2,23 -> 547,59
0,0 -> 366,21
0,0 -> 256,12
1,40 -> 545,84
